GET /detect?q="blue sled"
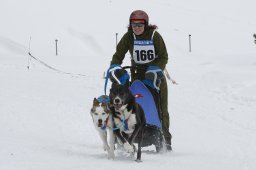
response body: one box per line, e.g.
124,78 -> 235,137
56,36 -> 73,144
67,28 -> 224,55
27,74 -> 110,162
130,80 -> 162,129
130,80 -> 164,150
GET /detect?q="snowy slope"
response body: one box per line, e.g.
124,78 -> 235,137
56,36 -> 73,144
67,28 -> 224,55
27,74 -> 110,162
1,0 -> 256,169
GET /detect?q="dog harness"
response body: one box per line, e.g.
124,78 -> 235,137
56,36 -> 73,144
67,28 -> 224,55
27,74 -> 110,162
112,113 -> 129,131
97,95 -> 110,104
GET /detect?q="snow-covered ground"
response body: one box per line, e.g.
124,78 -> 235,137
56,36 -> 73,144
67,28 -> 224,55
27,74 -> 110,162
1,0 -> 256,169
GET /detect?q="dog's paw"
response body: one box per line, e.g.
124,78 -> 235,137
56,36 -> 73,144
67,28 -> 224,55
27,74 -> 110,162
103,145 -> 110,151
123,142 -> 134,153
135,159 -> 142,163
107,150 -> 115,160
132,144 -> 137,152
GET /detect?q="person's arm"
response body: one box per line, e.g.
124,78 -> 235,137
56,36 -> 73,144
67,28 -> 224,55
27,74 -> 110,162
111,32 -> 130,65
153,31 -> 168,70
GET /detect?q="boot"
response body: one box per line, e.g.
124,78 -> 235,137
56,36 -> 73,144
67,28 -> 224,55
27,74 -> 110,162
165,137 -> 172,151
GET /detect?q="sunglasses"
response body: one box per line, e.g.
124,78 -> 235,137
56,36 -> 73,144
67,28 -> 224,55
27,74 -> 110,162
131,23 -> 145,28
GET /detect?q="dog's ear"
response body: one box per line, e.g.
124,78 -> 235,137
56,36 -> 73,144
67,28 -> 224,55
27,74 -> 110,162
93,98 -> 100,106
101,102 -> 110,113
90,107 -> 95,115
108,103 -> 114,109
109,105 -> 115,114
101,102 -> 107,109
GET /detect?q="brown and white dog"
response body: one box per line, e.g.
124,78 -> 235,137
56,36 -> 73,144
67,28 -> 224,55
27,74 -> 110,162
90,96 -> 115,159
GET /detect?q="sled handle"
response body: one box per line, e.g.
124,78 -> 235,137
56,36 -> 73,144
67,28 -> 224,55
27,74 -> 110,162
122,65 -> 146,71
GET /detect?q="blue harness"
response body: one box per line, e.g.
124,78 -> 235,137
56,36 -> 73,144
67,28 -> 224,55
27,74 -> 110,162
112,117 -> 129,131
96,95 -> 110,104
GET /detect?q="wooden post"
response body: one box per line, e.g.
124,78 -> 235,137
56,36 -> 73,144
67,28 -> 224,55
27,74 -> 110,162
55,39 -> 58,56
27,36 -> 32,70
115,33 -> 118,47
189,34 -> 192,52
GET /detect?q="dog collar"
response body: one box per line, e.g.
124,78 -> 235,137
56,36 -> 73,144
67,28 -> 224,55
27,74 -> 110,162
101,124 -> 107,130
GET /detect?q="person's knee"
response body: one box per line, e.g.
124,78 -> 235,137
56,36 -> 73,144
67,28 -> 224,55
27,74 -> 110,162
162,116 -> 170,128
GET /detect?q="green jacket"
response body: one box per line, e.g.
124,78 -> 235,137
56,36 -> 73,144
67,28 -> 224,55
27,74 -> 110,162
111,28 -> 168,70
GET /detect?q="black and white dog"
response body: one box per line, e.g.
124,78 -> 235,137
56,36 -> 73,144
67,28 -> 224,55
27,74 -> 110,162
109,83 -> 146,161
90,97 -> 115,159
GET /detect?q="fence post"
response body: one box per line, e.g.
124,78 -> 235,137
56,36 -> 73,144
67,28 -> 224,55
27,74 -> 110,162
55,39 -> 58,56
27,36 -> 32,70
189,34 -> 192,52
115,33 -> 118,47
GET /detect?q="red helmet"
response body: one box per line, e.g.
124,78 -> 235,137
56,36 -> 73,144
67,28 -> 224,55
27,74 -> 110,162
129,10 -> 149,25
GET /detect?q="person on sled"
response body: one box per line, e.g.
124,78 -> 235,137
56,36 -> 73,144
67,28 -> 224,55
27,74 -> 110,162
108,10 -> 172,150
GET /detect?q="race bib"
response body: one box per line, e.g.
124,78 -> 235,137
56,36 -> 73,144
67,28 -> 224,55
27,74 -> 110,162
133,40 -> 156,64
